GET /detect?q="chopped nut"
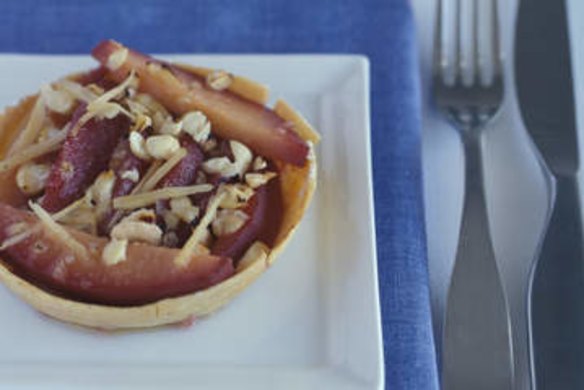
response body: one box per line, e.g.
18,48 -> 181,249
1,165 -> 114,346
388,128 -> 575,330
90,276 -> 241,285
202,157 -> 233,176
102,238 -> 128,266
163,209 -> 180,230
170,197 -> 200,223
16,162 -> 51,196
230,140 -> 253,173
202,141 -> 252,178
106,48 -> 129,71
206,70 -> 233,91
129,131 -> 151,160
111,219 -> 162,245
182,111 -> 211,143
120,168 -> 140,183
252,156 -> 267,171
124,208 -> 157,224
40,84 -> 74,114
158,117 -> 182,136
231,141 -> 252,159
91,171 -> 115,203
245,172 -> 277,189
90,170 -> 116,217
211,209 -> 249,237
219,184 -> 254,209
145,134 -> 180,160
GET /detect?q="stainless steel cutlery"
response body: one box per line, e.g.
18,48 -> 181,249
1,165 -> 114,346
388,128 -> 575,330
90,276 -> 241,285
433,0 -> 584,387
515,0 -> 584,388
432,0 -> 514,388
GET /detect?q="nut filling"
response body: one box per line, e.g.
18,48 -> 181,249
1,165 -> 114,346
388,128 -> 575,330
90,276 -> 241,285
3,49 -> 281,264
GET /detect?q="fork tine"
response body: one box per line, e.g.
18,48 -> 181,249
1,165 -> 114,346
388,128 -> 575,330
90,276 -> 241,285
454,0 -> 461,84
492,0 -> 502,78
472,0 -> 479,85
432,0 -> 444,79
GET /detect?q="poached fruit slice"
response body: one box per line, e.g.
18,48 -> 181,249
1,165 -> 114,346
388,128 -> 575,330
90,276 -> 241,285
212,180 -> 282,263
42,104 -> 130,212
0,203 -> 234,306
98,138 -> 149,234
92,40 -> 309,167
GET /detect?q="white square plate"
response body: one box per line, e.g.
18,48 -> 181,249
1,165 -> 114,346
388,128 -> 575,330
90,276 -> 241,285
0,55 -> 383,389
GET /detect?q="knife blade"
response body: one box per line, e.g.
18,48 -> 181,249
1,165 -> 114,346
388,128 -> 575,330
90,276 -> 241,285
516,0 -> 578,176
515,0 -> 584,388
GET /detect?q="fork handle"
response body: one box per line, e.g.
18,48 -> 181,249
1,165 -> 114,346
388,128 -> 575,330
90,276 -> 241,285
529,176 -> 584,389
442,131 -> 515,390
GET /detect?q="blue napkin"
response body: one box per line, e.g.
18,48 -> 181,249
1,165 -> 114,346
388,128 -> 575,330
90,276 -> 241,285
0,0 -> 438,388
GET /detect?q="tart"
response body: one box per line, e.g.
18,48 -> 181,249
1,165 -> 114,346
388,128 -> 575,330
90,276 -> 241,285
0,40 -> 319,329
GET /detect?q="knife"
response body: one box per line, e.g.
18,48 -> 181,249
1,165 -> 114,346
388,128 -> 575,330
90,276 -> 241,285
515,0 -> 584,388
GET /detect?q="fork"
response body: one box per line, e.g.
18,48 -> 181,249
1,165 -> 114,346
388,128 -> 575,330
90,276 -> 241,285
432,0 -> 514,389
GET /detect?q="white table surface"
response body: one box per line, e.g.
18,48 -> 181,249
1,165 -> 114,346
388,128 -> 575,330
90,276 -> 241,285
411,0 -> 584,388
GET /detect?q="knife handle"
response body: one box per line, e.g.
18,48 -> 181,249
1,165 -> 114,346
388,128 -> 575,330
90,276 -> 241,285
530,176 -> 584,389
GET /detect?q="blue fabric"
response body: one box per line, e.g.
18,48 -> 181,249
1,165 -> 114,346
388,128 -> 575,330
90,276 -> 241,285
0,0 -> 438,388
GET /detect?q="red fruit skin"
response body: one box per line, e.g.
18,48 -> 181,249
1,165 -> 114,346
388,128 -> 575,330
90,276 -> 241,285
92,40 -> 308,166
256,176 -> 285,247
154,136 -> 205,245
41,105 -> 130,212
98,139 -> 149,234
0,202 -> 234,306
157,136 -> 204,189
211,178 -> 283,262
